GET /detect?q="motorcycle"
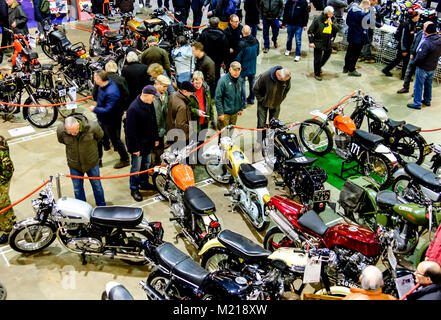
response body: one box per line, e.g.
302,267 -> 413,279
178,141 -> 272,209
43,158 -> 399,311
350,92 -> 429,165
427,144 -> 441,176
0,72 -> 58,128
298,101 -> 399,189
262,118 -> 330,213
152,142 -> 221,250
203,131 -> 271,231
8,177 -> 165,265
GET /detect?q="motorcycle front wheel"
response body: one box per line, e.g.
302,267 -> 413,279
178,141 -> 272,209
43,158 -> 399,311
0,283 -> 6,300
23,96 -> 58,128
205,158 -> 230,184
41,42 -> 56,61
9,222 -> 56,253
147,269 -> 182,299
299,119 -> 333,156
361,153 -> 394,190
392,134 -> 426,165
201,247 -> 242,272
57,92 -> 75,118
152,172 -> 171,200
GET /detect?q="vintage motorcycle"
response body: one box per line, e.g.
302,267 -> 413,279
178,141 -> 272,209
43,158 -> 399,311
152,142 -> 221,249
298,103 -> 399,189
0,72 -> 58,128
262,118 -> 330,212
350,92 -> 429,165
203,132 -> 271,231
8,177 -> 165,265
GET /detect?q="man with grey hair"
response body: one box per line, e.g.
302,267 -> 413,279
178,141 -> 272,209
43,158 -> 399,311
343,265 -> 396,300
407,261 -> 441,300
122,51 -> 149,105
57,114 -> 106,206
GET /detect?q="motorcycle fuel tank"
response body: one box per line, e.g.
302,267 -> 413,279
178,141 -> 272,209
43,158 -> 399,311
323,223 -> 381,257
367,106 -> 388,122
393,203 -> 428,226
333,114 -> 357,136
172,164 -> 195,191
56,197 -> 93,224
275,133 -> 303,159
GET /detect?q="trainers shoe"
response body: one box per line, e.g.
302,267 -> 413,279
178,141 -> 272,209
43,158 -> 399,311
314,75 -> 322,81
348,70 -> 361,77
294,56 -> 300,62
114,160 -> 130,169
263,48 -> 269,53
382,68 -> 392,77
397,88 -> 409,94
0,233 -> 9,245
407,103 -> 421,110
131,190 -> 143,202
284,50 -> 290,56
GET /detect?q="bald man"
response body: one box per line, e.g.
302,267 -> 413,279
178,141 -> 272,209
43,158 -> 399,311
407,261 -> 441,300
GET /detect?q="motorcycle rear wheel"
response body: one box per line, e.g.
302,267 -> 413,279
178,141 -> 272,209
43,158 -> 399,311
299,119 -> 333,156
391,175 -> 411,198
41,43 -> 56,61
205,159 -> 230,184
9,222 -> 56,254
201,247 -> 242,272
147,269 -> 182,299
361,153 -> 394,190
393,134 -> 426,165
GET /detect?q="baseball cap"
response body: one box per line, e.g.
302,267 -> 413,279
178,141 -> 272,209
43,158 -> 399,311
142,85 -> 160,97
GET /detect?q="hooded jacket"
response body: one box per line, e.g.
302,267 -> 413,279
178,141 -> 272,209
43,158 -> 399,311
282,0 -> 309,27
253,65 -> 291,109
346,3 -> 369,45
235,35 -> 259,77
93,79 -> 122,124
215,72 -> 245,116
260,0 -> 284,19
8,1 -> 29,35
171,44 -> 195,79
406,283 -> 441,300
413,33 -> 441,71
197,27 -> 230,65
307,13 -> 339,50
57,113 -> 104,173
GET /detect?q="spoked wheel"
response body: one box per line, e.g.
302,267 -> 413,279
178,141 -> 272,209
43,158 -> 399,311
57,93 -> 75,118
152,172 -> 171,200
263,226 -> 300,251
392,176 -> 411,198
41,43 -> 56,61
201,247 -> 241,272
147,269 -> 181,299
392,134 -> 426,165
205,158 -> 230,184
24,96 -> 58,128
361,153 -> 394,190
299,119 -> 333,156
9,222 -> 56,254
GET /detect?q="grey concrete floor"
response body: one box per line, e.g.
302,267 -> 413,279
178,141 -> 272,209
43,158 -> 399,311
0,4 -> 440,299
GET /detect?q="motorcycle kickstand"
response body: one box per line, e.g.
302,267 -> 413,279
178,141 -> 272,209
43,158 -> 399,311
81,249 -> 87,265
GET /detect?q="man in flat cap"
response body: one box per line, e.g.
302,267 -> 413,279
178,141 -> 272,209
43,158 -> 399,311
125,85 -> 160,202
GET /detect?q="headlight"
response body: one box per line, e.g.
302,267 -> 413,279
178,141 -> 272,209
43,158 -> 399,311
32,199 -> 41,211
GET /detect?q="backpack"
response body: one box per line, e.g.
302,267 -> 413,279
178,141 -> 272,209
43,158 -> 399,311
224,0 -> 238,16
40,0 -> 50,15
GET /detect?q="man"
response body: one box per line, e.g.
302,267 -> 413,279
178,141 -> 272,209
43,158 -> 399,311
57,115 -> 106,206
397,21 -> 429,94
343,0 -> 370,77
359,0 -> 383,63
197,17 -> 230,87
192,41 -> 216,98
407,23 -> 441,109
308,6 -> 340,81
125,85 -> 160,202
224,14 -> 243,68
151,75 -> 171,167
215,61 -> 245,131
382,9 -> 420,79
166,81 -> 197,144
343,266 -> 396,300
282,0 -> 309,62
32,0 -> 50,41
260,0 -> 284,53
253,66 -> 291,131
189,71 -> 214,141
407,261 -> 441,300
6,0 -> 29,35
122,51 -> 149,106
235,25 -> 259,105
0,135 -> 16,244
140,36 -> 172,77
89,70 -> 130,169
172,0 -> 191,25
244,0 -> 260,37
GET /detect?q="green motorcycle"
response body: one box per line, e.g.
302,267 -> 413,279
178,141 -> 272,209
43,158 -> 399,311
338,176 -> 441,262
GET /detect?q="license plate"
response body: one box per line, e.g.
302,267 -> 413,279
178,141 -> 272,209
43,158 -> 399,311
313,190 -> 331,202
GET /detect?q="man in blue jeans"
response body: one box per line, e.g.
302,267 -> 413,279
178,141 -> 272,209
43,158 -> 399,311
125,85 -> 160,202
261,0 -> 284,53
407,23 -> 441,110
282,0 -> 309,61
57,115 -> 106,206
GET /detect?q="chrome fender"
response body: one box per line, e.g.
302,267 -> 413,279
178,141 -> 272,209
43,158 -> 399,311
198,238 -> 225,256
393,167 -> 407,180
268,247 -> 308,269
375,143 -> 398,164
201,145 -> 222,160
12,217 -> 44,230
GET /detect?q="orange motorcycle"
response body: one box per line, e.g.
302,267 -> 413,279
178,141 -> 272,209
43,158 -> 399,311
152,142 -> 221,249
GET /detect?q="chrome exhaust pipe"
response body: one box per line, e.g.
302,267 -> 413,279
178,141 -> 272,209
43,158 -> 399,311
139,281 -> 165,300
266,208 -> 300,242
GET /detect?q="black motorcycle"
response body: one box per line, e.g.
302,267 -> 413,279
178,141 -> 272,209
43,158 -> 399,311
0,72 -> 58,128
263,118 -> 330,212
350,93 -> 429,165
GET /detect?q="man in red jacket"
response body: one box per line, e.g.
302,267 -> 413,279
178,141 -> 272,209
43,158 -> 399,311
426,224 -> 441,266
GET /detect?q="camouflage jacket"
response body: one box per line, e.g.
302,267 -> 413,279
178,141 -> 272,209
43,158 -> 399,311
0,135 -> 14,185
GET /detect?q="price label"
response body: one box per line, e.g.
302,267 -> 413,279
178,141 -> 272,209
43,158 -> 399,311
303,257 -> 322,284
28,37 -> 36,48
395,274 -> 415,299
59,89 -> 66,97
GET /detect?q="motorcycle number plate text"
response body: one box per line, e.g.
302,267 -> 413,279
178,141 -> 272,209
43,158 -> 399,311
350,143 -> 361,156
310,110 -> 328,121
303,257 -> 322,284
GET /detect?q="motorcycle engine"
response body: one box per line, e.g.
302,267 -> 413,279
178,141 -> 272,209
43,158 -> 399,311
65,224 -> 103,253
228,183 -> 242,202
288,167 -> 327,204
334,133 -> 351,160
171,202 -> 185,218
332,247 -> 376,283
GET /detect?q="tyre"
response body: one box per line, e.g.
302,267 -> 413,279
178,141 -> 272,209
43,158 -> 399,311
263,226 -> 301,251
433,165 -> 441,177
299,119 -> 333,156
392,175 -> 411,198
361,153 -> 394,190
205,158 -> 230,184
89,33 -> 97,57
41,43 -> 56,61
56,93 -> 75,118
262,137 -> 277,171
147,269 -> 181,299
101,291 -> 108,300
30,71 -> 40,89
152,172 -> 171,200
23,96 -> 58,128
200,247 -> 241,272
9,222 -> 56,254
392,134 -> 426,165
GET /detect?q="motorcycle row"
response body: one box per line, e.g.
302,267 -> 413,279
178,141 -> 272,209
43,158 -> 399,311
6,89 -> 441,300
0,6 -> 192,128
378,0 -> 440,27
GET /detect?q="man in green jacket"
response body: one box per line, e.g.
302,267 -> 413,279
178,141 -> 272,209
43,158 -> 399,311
0,135 -> 16,244
140,36 -> 172,77
215,61 -> 245,132
57,114 -> 106,206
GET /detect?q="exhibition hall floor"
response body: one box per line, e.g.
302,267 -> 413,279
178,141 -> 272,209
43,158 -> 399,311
0,5 -> 440,299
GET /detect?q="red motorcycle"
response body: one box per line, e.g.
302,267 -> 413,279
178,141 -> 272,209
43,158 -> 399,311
263,195 -> 398,290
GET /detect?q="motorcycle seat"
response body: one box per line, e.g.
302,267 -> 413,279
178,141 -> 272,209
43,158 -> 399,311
297,210 -> 328,236
353,129 -> 384,150
403,123 -> 421,134
387,119 -> 406,128
107,283 -> 135,300
155,242 -> 210,287
405,163 -> 441,192
183,186 -> 216,215
218,229 -> 271,261
90,206 -> 143,228
238,163 -> 268,189
286,156 -> 318,166
376,190 -> 399,209
104,31 -> 124,42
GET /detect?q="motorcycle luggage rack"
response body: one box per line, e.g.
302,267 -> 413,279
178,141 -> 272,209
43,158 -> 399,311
335,159 -> 361,181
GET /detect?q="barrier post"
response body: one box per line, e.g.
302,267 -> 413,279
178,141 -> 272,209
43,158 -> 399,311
55,174 -> 62,199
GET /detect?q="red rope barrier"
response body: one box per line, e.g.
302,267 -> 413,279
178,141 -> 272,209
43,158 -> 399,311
0,44 -> 14,50
165,9 -> 206,29
0,180 -> 50,215
399,283 -> 420,300
0,96 -> 93,108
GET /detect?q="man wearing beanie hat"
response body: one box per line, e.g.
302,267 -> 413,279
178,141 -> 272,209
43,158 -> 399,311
125,85 -> 160,201
140,36 -> 172,77
166,81 -> 196,144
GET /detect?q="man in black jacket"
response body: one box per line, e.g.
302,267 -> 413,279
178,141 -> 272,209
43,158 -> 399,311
122,51 -> 149,106
407,261 -> 441,300
192,41 -> 216,98
282,0 -> 309,61
125,85 -> 160,201
224,14 -> 243,70
244,0 -> 260,37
